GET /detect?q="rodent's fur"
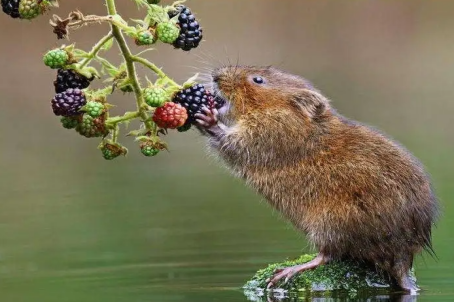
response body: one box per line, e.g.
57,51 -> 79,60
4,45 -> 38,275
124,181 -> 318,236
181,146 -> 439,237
199,66 -> 438,290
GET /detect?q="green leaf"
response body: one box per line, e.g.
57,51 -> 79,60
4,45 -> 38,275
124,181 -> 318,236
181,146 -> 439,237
72,49 -> 90,59
182,73 -> 199,88
135,49 -> 155,57
96,57 -> 119,77
130,18 -> 149,28
128,129 -> 149,137
82,66 -> 101,79
101,38 -> 114,51
133,0 -> 150,9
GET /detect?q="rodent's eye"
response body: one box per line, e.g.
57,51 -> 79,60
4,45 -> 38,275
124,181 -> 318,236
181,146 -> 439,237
252,76 -> 265,84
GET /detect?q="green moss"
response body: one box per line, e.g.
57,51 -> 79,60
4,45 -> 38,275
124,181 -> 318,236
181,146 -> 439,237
243,254 -> 415,301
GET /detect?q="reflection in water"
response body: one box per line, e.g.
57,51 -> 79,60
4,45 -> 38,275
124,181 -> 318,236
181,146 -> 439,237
243,288 -> 418,302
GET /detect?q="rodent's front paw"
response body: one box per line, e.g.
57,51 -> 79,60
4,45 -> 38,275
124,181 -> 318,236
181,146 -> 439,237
194,107 -> 226,137
195,106 -> 219,129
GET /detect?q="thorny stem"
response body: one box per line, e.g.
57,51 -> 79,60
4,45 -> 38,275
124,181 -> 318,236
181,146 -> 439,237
67,15 -> 113,29
106,111 -> 141,126
131,56 -> 180,88
105,0 -> 155,134
112,124 -> 120,143
79,31 -> 114,69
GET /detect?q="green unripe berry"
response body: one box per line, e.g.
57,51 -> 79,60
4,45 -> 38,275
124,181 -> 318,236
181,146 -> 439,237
43,49 -> 69,69
100,142 -> 127,160
83,101 -> 105,118
19,0 -> 43,20
177,122 -> 192,133
144,87 -> 167,107
76,114 -> 107,138
60,116 -> 79,129
135,30 -> 155,46
156,22 -> 180,44
141,144 -> 160,157
102,148 -> 117,160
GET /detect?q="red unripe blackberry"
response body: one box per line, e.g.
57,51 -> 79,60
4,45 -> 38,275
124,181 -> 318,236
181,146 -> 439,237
152,102 -> 188,129
54,69 -> 92,93
51,88 -> 87,117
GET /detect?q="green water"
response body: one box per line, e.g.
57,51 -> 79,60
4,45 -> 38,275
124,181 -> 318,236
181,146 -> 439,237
0,129 -> 452,302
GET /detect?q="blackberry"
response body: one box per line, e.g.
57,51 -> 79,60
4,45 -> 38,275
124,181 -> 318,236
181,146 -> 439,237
51,88 -> 86,117
44,49 -> 69,69
135,30 -> 155,46
152,102 -> 188,129
82,101 -> 105,118
177,121 -> 192,132
54,69 -> 92,93
140,142 -> 160,157
100,142 -> 127,160
76,114 -> 108,138
156,21 -> 179,44
144,87 -> 167,107
60,116 -> 80,129
172,84 -> 224,123
19,0 -> 42,19
168,5 -> 203,51
1,0 -> 20,18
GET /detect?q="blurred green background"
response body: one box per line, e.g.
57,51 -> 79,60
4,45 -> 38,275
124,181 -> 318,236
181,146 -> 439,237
0,0 -> 453,301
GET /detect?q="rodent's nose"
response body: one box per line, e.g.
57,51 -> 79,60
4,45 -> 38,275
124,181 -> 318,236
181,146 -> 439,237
212,68 -> 225,83
212,72 -> 220,83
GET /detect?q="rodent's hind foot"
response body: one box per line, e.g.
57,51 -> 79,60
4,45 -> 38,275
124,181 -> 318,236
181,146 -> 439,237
398,274 -> 420,295
266,253 -> 329,290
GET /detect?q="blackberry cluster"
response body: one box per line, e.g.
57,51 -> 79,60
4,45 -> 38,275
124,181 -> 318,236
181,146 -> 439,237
54,69 -> 92,93
51,88 -> 86,117
172,84 -> 224,123
168,5 -> 202,51
1,0 -> 20,18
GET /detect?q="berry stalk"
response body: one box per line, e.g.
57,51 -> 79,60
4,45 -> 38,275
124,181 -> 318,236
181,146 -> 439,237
131,56 -> 179,89
79,31 -> 114,69
105,0 -> 154,132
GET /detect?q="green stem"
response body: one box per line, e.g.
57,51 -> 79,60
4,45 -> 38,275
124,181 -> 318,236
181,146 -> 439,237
112,124 -> 120,143
79,31 -> 114,69
106,0 -> 154,131
131,56 -> 180,88
106,111 -> 141,125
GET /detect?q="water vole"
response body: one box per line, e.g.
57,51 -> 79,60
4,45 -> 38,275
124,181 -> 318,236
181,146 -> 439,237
195,66 -> 438,293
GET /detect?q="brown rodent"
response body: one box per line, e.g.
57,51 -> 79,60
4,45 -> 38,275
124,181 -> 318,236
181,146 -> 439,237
194,66 -> 438,293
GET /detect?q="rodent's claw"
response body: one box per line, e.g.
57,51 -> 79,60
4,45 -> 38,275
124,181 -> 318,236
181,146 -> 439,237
266,267 -> 297,290
266,254 -> 327,290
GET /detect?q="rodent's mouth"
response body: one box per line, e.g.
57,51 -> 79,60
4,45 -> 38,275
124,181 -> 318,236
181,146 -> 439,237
211,83 -> 230,113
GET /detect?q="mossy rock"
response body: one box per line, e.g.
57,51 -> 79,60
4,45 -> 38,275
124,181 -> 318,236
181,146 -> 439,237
243,254 -> 416,301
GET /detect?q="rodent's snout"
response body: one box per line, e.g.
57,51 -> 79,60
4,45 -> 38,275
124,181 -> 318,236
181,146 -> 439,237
211,69 -> 222,83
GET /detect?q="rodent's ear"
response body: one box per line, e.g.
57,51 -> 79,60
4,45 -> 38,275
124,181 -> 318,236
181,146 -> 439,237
291,90 -> 329,119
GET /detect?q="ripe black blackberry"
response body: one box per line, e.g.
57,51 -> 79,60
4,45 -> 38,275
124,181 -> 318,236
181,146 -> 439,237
54,69 -> 93,93
168,5 -> 202,51
51,88 -> 87,117
172,84 -> 224,123
1,0 -> 20,18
